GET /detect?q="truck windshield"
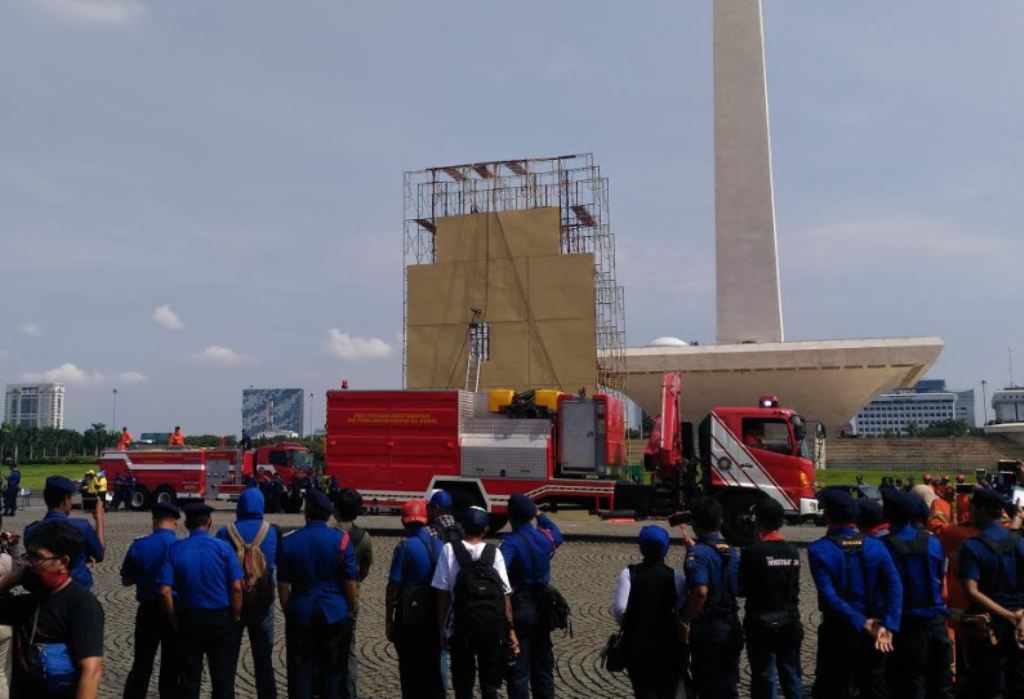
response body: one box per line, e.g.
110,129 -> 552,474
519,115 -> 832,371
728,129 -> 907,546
290,450 -> 313,470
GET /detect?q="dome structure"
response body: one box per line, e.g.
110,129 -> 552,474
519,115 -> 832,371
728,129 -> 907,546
647,336 -> 689,348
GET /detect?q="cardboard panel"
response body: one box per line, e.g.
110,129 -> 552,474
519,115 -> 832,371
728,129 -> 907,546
529,318 -> 598,391
406,325 -> 468,389
479,321 -> 531,388
435,208 -> 561,262
528,254 -> 595,321
407,261 -> 487,326
483,257 -> 530,322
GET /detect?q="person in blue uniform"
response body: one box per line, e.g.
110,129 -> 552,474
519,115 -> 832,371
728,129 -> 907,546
278,490 -> 359,699
880,489 -> 953,698
808,488 -> 901,699
386,499 -> 445,699
215,487 -> 280,699
3,459 -> 20,516
24,475 -> 105,588
960,487 -> 1024,697
679,496 -> 742,699
499,493 -> 564,699
120,502 -> 181,699
157,502 -> 244,699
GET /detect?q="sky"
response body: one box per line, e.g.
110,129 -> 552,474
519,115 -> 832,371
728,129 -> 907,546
1,0 -> 1022,433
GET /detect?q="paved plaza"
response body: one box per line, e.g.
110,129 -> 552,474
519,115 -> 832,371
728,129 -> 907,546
3,507 -> 826,698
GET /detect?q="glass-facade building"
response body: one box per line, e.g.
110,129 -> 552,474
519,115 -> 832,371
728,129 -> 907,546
853,379 -> 975,436
242,388 -> 305,437
4,383 -> 65,429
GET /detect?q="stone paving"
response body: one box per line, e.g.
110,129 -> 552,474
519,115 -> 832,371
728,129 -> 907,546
3,507 -> 827,698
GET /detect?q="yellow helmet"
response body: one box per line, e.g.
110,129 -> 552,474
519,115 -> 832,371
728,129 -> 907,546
86,469 -> 96,476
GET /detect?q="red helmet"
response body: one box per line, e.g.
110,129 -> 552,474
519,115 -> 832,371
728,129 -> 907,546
401,499 -> 429,525
922,474 -> 933,484
956,474 -> 966,483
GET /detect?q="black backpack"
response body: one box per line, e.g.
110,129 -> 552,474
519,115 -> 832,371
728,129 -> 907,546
399,533 -> 441,628
452,542 -> 506,648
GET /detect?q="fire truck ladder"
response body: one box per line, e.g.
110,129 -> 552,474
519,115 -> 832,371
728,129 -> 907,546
464,309 -> 485,392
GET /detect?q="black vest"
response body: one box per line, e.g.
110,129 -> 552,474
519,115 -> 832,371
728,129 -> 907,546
623,561 -> 680,662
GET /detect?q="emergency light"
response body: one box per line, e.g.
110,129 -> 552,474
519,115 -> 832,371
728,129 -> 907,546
758,395 -> 779,408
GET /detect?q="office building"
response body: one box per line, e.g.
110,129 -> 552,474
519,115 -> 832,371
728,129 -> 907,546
853,379 -> 975,436
4,383 -> 65,429
993,388 -> 1024,424
242,388 -> 305,437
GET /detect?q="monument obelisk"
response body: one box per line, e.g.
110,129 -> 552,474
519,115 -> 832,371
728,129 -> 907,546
714,0 -> 784,344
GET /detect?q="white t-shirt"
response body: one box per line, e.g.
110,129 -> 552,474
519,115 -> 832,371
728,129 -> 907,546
431,540 -> 511,638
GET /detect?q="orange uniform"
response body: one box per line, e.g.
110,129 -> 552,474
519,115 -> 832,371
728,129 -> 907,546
927,498 -> 953,534
168,429 -> 185,446
955,492 -> 971,524
117,430 -> 132,451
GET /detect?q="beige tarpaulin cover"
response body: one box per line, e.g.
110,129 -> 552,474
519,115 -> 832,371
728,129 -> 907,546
406,207 -> 597,392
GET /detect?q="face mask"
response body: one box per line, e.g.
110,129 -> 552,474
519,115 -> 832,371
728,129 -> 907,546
22,568 -> 69,594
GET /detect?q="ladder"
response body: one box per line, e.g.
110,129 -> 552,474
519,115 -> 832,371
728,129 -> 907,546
464,310 -> 485,392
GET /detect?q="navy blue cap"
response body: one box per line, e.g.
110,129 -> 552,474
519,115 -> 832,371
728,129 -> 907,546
152,502 -> 180,520
45,476 -> 77,494
183,503 -> 213,517
754,496 -> 785,519
819,488 -> 857,522
462,506 -> 490,532
508,493 -> 537,520
429,490 -> 452,509
306,490 -> 334,516
972,487 -> 1007,512
638,525 -> 670,559
882,489 -> 916,520
856,499 -> 885,529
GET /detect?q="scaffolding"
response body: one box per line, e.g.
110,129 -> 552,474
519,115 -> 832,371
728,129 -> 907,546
403,153 -> 627,393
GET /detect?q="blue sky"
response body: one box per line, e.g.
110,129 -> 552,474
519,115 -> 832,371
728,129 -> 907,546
1,0 -> 1021,432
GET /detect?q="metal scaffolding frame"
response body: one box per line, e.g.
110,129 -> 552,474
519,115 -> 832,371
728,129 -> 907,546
403,153 -> 627,393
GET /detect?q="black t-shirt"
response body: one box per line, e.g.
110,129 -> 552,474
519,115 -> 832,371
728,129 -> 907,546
738,538 -> 801,616
0,582 -> 105,694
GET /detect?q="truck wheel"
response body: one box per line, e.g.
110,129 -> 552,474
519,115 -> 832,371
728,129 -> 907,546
130,487 -> 150,511
153,486 -> 177,507
720,491 -> 759,547
488,515 -> 508,533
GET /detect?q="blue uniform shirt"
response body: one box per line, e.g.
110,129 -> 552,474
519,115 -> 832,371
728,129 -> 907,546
684,534 -> 740,615
121,528 -> 178,603
499,514 -> 564,589
808,526 -> 903,632
215,488 -> 277,575
278,521 -> 359,628
24,510 -> 105,589
157,529 -> 243,611
960,522 -> 1024,611
884,524 -> 946,619
388,526 -> 442,586
6,469 -> 20,489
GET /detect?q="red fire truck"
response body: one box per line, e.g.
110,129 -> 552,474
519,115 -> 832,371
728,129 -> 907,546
324,374 -> 817,541
99,442 -> 314,510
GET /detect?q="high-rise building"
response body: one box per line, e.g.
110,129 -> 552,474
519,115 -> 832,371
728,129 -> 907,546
241,388 -> 305,437
992,388 -> 1024,424
853,379 -> 975,436
4,383 -> 65,429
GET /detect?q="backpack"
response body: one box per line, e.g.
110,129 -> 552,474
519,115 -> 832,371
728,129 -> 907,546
452,542 -> 506,648
227,521 -> 276,610
399,532 -> 441,628
348,525 -> 371,582
702,541 -> 739,616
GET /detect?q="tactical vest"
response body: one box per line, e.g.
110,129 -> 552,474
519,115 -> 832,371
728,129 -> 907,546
970,531 -> 1024,612
701,540 -> 739,617
824,533 -> 874,616
882,530 -> 939,613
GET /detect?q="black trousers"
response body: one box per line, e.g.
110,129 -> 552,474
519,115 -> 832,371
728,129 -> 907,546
964,616 -> 1024,699
888,615 -> 954,699
285,611 -> 354,699
690,614 -> 742,699
449,636 -> 504,699
812,617 -> 886,699
123,601 -> 180,699
626,660 -> 678,699
176,608 -> 242,699
395,625 -> 444,699
2,489 -> 15,515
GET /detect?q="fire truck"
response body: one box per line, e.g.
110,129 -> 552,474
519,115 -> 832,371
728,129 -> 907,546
324,374 -> 817,540
99,442 -> 314,511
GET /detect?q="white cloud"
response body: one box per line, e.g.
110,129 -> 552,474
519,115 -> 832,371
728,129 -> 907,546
22,362 -> 146,386
325,328 -> 394,361
152,304 -> 184,330
194,345 -> 253,367
21,322 -> 43,337
32,0 -> 144,28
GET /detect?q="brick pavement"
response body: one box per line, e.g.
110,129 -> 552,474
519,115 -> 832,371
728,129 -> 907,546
3,507 -> 827,698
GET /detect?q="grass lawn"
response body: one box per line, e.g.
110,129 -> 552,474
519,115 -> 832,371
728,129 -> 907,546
15,464 -> 96,491
815,469 -> 957,487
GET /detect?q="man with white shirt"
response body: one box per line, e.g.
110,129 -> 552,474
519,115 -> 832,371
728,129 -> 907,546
431,507 -> 518,699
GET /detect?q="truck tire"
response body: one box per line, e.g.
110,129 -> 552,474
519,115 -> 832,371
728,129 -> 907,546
153,486 -> 177,507
130,487 -> 150,511
720,490 -> 759,547
488,515 -> 508,533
